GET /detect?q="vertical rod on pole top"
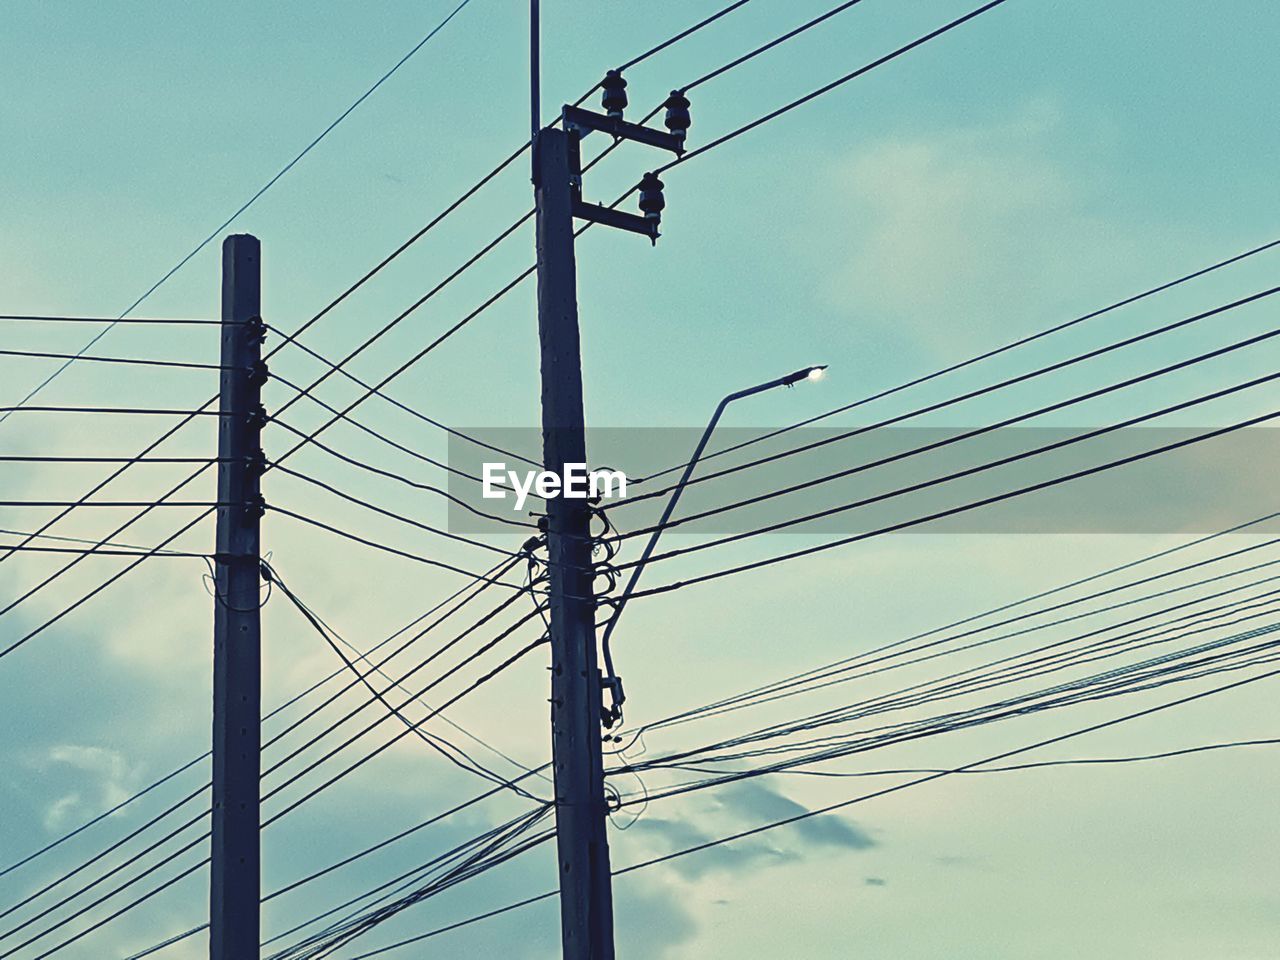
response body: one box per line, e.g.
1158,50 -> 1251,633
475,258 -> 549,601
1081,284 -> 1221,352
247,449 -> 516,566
531,0 -> 541,157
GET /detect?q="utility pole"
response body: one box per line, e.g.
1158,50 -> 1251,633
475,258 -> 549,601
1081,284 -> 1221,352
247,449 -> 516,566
533,67 -> 689,956
210,233 -> 266,960
536,125 -> 616,960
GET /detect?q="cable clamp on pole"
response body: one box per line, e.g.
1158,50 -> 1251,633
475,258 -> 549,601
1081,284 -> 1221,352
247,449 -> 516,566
245,315 -> 268,344
243,493 -> 266,524
246,359 -> 270,388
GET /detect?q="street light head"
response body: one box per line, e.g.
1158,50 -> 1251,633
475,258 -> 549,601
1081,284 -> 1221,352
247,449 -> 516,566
781,364 -> 829,387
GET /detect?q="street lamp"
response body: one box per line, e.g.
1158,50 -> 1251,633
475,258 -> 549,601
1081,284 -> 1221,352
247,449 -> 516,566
598,364 -> 828,724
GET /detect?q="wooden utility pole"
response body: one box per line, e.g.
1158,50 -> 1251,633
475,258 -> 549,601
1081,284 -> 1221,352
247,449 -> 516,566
535,127 -> 616,960
210,233 -> 265,960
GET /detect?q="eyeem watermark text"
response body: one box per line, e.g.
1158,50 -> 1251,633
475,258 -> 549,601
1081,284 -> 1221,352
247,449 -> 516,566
482,463 -> 628,510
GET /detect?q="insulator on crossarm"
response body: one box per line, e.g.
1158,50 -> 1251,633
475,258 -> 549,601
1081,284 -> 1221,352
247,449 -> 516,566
663,90 -> 691,152
601,70 -> 628,119
638,172 -> 665,221
638,172 -> 665,245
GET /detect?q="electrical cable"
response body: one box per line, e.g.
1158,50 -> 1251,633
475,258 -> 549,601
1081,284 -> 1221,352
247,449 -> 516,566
642,509 -> 1280,733
0,348 -> 227,370
2,614 -> 547,949
0,314 -> 223,325
0,555 -> 511,880
327,661 -> 1280,959
650,540 -> 1280,734
261,625 -> 549,826
266,505 -> 532,586
267,416 -> 536,529
628,404 -> 1280,597
620,321 -> 1280,538
630,596 -> 1280,778
654,0 -> 1016,179
0,0 -> 976,655
618,284 -> 1280,510
618,622 -> 1280,788
633,235 -> 1280,486
270,463 -> 522,557
0,0 -> 478,424
265,561 -> 544,801
264,328 -> 540,468
618,571 -> 1280,773
0,544 -> 209,558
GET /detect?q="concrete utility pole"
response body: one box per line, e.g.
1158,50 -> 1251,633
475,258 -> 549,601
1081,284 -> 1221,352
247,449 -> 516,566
530,0 -> 686,945
529,79 -> 691,957
210,234 -> 266,960
535,126 -> 617,960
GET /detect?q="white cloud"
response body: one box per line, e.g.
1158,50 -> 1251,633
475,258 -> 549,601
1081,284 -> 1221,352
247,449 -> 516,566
814,99 -> 1154,356
40,743 -> 134,831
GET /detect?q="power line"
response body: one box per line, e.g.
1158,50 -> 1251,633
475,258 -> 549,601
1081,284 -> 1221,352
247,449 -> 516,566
618,284 -> 1280,510
612,662 -> 1280,861
265,561 -> 545,801
261,624 -> 548,826
3,610 -> 547,948
0,0 -> 478,424
680,0 -> 870,93
264,763 -> 550,907
615,0 -> 755,73
22,856 -> 208,960
628,634 -> 1280,803
271,807 -> 554,959
0,405 -> 229,417
0,555 -> 524,922
269,464 -> 524,557
627,594 -> 1280,779
641,737 -> 1280,787
628,403 -> 1280,596
261,592 -> 540,788
649,541 -> 1280,735
0,13 -> 896,942
0,544 -> 208,558
633,236 -> 1280,486
0,348 -> 227,370
251,0 -> 901,504
264,328 -> 540,469
267,417 -> 537,529
0,754 -> 205,883
228,0 -> 761,485
0,500 -> 223,508
644,510 -> 1280,732
266,505 -> 531,585
319,662 -> 1280,959
0,314 -> 224,325
266,373 -> 504,487
619,320 -> 1280,538
656,0 -> 1016,177
0,0 -> 943,645
0,455 -> 223,463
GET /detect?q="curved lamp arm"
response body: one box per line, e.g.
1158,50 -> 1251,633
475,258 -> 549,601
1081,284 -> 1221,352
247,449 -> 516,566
598,364 -> 826,724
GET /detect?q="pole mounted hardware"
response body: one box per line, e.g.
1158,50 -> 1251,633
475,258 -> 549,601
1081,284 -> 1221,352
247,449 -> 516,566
600,70 -> 627,119
562,73 -> 692,244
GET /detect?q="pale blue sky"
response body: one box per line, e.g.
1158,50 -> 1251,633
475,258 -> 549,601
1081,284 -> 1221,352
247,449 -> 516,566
1,1 -> 1278,957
